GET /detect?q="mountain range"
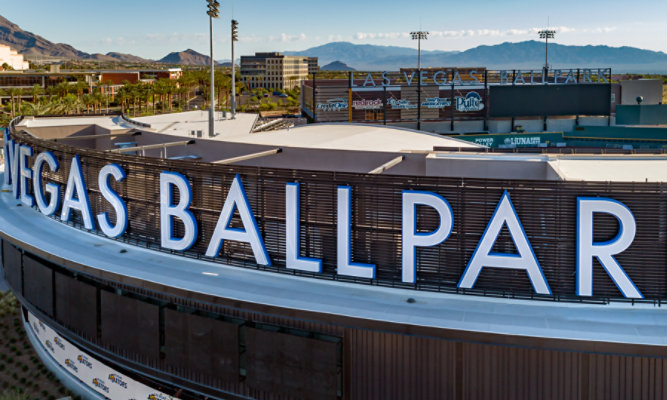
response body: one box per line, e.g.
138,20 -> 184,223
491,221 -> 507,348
1,14 -> 666,72
289,41 -> 667,72
0,15 -> 151,63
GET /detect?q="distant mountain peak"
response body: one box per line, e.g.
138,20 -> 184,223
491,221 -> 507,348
322,60 -> 356,71
157,49 -> 217,66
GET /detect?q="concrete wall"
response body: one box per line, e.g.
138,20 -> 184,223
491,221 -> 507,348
620,80 -> 663,105
20,125 -> 97,140
425,155 -> 562,180
616,105 -> 667,125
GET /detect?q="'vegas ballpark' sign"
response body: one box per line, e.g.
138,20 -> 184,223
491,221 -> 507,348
349,68 -> 610,88
3,130 -> 644,299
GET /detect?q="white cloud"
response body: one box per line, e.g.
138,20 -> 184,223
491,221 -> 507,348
354,26 -> 617,40
273,33 -> 307,42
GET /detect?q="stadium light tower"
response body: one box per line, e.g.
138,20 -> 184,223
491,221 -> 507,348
538,29 -> 556,73
231,19 -> 239,119
206,0 -> 220,137
410,31 -> 429,69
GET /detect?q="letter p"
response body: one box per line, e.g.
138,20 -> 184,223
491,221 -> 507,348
402,191 -> 454,283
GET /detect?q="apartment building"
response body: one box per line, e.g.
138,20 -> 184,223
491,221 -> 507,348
240,52 -> 317,90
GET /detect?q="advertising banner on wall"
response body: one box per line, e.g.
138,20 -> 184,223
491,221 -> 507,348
27,311 -> 179,400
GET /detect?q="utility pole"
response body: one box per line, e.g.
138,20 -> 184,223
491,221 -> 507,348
231,19 -> 238,119
206,0 -> 220,137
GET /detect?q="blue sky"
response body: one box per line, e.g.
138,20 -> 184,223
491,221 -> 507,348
2,0 -> 666,59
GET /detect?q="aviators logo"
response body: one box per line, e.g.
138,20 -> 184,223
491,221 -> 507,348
148,394 -> 170,400
109,373 -> 129,389
64,359 -> 79,373
53,336 -> 65,350
77,354 -> 93,369
45,340 -> 55,353
92,378 -> 110,393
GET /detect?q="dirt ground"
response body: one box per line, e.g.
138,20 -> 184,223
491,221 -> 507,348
0,290 -> 79,400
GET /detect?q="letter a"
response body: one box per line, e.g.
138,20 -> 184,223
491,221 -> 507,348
206,174 -> 270,265
458,191 -> 551,295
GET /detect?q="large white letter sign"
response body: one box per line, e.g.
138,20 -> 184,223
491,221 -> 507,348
61,155 -> 95,230
337,186 -> 375,279
18,145 -> 34,207
458,191 -> 551,295
97,164 -> 128,238
3,130 -> 14,187
11,141 -> 20,199
205,174 -> 270,265
285,183 -> 321,272
401,191 -> 454,283
33,151 -> 60,216
160,172 -> 198,251
577,198 -> 642,298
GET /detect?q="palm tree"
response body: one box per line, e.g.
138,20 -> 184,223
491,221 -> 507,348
8,87 -> 23,118
62,94 -> 78,115
30,84 -> 44,103
21,100 -> 54,116
94,92 -> 105,114
154,80 -> 167,114
103,79 -> 114,113
116,90 -> 128,114
82,94 -> 93,113
54,81 -> 70,103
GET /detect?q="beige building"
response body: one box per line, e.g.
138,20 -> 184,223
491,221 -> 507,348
0,44 -> 29,70
240,52 -> 316,90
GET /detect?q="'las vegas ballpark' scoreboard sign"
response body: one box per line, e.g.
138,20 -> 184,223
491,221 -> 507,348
2,130 -> 655,300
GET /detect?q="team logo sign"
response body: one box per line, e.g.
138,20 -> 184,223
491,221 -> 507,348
77,354 -> 93,369
456,92 -> 484,112
352,98 -> 382,110
54,336 -> 65,350
421,97 -> 451,109
45,340 -> 55,353
388,98 -> 417,109
109,373 -> 129,389
316,98 -> 348,112
65,359 -> 79,373
92,378 -> 110,393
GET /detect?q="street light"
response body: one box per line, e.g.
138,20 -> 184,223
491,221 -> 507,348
538,29 -> 556,73
410,31 -> 429,70
206,0 -> 220,137
231,19 -> 238,119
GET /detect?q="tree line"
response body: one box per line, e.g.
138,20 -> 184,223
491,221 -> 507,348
0,68 -> 257,126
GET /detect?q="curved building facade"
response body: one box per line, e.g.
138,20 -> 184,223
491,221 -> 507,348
2,114 -> 667,399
